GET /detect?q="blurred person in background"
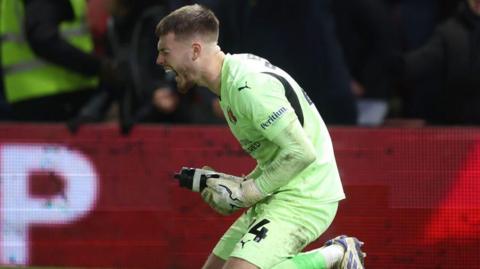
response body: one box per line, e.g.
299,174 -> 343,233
0,61 -> 11,120
390,0 -> 480,124
208,0 -> 358,125
333,0 -> 397,126
301,0 -> 358,125
0,0 -> 122,122
71,0 -> 223,133
388,0 -> 440,121
70,0 -> 183,131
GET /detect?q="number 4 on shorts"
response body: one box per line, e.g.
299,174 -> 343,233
248,219 -> 270,242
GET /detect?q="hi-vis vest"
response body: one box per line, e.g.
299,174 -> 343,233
0,0 -> 98,103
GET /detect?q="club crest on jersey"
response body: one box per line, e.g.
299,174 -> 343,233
227,107 -> 237,124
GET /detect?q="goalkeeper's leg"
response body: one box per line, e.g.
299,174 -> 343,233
271,235 -> 366,269
204,239 -> 365,269
208,199 -> 340,269
202,253 -> 226,269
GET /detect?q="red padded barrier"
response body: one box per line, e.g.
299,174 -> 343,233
0,124 -> 478,268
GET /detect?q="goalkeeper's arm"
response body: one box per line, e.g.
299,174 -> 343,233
254,119 -> 317,194
246,164 -> 262,179
199,120 -> 316,215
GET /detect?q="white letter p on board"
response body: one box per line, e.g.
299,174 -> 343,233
0,144 -> 98,265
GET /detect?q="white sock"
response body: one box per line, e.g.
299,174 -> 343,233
316,245 -> 344,268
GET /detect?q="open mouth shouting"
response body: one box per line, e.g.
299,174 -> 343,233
164,66 -> 193,94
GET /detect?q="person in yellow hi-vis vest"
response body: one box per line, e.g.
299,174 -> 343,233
0,0 -> 120,121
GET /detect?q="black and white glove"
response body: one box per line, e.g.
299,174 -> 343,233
201,177 -> 264,215
173,167 -> 244,192
173,167 -> 265,215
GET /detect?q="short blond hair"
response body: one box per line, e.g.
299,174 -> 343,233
155,4 -> 219,42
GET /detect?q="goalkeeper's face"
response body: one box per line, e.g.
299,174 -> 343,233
156,32 -> 196,94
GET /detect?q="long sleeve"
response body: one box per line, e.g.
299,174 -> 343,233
24,0 -> 101,76
254,120 -> 316,194
246,165 -> 263,179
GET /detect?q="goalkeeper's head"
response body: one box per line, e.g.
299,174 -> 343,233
155,4 -> 222,94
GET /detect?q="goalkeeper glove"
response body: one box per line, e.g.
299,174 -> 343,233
173,167 -> 265,215
201,177 -> 265,215
173,167 -> 245,192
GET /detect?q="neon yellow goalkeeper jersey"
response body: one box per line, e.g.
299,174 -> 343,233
219,53 -> 345,203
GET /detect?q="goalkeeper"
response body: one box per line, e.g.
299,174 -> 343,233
156,4 -> 365,269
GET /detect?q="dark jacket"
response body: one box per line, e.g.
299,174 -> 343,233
402,1 -> 480,124
333,0 -> 396,99
24,0 -> 101,76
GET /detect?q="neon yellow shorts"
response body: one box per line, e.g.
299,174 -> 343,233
212,195 -> 339,269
